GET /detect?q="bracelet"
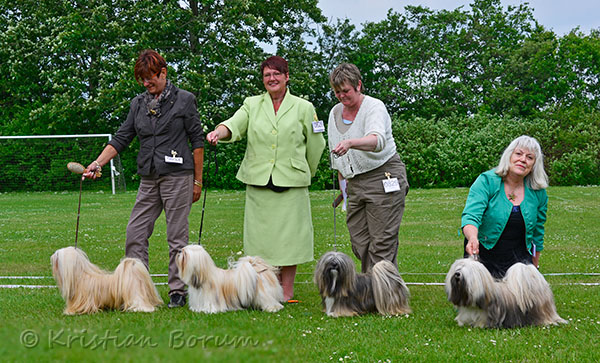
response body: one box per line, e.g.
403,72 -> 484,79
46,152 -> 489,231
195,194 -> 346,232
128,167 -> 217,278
194,179 -> 202,187
93,160 -> 102,169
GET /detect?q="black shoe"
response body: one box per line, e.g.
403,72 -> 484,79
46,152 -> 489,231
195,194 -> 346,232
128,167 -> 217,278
168,293 -> 186,308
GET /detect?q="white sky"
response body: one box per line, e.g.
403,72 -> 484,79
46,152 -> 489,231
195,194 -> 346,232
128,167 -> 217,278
318,0 -> 599,35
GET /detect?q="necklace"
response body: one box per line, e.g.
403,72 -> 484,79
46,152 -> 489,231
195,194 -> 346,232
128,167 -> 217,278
506,184 -> 521,201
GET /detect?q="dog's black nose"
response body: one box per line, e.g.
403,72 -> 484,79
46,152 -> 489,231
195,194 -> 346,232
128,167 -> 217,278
454,272 -> 461,279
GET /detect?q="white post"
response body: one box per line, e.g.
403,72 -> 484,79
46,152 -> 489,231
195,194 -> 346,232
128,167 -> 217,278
107,134 -> 115,195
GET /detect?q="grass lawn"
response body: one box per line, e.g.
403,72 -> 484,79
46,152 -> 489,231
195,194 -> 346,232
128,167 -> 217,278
0,187 -> 599,362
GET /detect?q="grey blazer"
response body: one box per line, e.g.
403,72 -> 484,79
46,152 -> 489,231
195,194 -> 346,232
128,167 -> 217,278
109,86 -> 204,177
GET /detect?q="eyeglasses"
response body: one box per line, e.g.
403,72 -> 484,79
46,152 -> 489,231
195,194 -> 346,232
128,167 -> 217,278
263,71 -> 284,79
141,71 -> 161,83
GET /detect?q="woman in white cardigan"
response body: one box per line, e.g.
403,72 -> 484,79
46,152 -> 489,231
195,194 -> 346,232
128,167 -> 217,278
328,63 -> 409,273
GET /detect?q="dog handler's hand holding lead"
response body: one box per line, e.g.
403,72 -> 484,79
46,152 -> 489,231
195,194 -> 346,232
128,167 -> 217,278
82,160 -> 103,180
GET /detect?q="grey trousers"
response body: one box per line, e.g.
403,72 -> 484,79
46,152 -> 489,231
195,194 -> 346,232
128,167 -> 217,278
125,174 -> 193,296
346,154 -> 409,273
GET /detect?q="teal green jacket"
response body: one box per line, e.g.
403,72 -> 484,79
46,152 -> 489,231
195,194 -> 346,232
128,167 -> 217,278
220,91 -> 325,187
461,169 -> 548,253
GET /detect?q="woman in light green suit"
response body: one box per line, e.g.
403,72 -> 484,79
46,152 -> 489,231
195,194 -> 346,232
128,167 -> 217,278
207,56 -> 325,301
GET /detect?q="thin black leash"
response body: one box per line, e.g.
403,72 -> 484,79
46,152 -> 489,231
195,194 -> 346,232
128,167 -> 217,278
198,146 -> 218,243
66,161 -> 88,249
74,176 -> 83,248
330,151 -> 339,252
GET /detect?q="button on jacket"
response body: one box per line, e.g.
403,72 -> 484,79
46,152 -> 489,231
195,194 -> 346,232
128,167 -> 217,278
220,91 -> 325,187
109,86 -> 204,176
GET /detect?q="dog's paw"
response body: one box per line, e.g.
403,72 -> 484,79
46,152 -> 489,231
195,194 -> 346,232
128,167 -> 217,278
262,303 -> 284,313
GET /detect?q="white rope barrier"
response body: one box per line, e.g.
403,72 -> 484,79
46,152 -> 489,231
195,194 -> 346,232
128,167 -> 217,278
3,272 -> 598,280
3,281 -> 599,289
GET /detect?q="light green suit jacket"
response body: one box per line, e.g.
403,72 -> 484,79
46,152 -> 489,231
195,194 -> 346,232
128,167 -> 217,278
220,91 -> 325,187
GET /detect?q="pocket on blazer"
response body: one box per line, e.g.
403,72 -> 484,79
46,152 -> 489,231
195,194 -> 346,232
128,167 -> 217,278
290,158 -> 309,172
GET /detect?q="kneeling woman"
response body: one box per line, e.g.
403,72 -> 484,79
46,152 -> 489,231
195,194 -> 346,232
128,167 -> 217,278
462,135 -> 549,278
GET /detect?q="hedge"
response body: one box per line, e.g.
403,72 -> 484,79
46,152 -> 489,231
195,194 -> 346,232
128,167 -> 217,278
2,113 -> 598,192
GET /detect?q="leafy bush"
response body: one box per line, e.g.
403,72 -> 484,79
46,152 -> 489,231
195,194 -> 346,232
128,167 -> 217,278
2,112 -> 597,191
393,113 -> 599,187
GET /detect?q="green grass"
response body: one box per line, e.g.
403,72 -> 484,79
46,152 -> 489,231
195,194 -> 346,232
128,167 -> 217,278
0,187 -> 599,362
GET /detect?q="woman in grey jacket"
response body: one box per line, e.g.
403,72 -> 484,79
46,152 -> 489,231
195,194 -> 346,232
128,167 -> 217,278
84,49 -> 204,308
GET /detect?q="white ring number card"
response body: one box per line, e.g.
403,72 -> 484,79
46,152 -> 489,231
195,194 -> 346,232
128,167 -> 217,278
312,120 -> 325,133
165,150 -> 183,164
382,172 -> 400,193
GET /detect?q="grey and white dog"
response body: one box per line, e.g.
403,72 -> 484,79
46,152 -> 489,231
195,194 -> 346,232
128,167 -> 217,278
314,251 -> 411,317
445,258 -> 567,328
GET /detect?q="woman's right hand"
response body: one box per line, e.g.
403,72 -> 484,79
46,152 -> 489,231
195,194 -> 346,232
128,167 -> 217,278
82,161 -> 102,180
465,238 -> 480,256
206,125 -> 231,145
206,130 -> 220,145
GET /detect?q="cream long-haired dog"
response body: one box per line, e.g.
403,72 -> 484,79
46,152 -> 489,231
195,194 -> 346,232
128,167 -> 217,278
51,247 -> 163,315
175,245 -> 284,313
445,258 -> 567,328
314,251 -> 411,317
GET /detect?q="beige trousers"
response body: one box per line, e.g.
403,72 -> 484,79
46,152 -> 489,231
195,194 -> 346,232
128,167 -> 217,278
346,154 -> 409,273
125,174 -> 193,295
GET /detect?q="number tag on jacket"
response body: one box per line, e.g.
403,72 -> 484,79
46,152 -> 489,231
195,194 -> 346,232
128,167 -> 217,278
382,172 -> 400,193
312,120 -> 325,133
166,150 -> 183,164
165,156 -> 183,164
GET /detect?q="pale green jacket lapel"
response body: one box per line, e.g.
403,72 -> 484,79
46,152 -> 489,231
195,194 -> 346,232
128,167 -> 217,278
220,90 -> 325,187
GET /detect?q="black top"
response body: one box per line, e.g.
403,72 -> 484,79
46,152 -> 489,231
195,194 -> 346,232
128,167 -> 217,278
464,205 -> 533,278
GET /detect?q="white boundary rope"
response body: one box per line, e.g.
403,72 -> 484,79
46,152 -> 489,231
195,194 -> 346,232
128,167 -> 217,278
2,273 -> 599,288
3,272 -> 598,279
3,282 -> 599,288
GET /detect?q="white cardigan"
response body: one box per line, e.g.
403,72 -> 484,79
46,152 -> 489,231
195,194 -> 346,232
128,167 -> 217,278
327,95 -> 397,179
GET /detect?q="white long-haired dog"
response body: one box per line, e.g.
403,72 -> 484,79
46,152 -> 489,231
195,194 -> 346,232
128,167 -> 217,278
175,245 -> 284,313
445,258 -> 567,328
314,251 -> 411,317
51,247 -> 163,315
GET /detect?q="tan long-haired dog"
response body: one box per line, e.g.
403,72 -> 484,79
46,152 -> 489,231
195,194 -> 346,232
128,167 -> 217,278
51,247 -> 163,315
445,258 -> 567,328
176,244 -> 284,313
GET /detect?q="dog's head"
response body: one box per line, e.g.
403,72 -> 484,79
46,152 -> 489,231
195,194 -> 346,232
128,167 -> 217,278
176,245 -> 217,288
445,258 -> 495,308
314,251 -> 357,298
50,247 -> 92,299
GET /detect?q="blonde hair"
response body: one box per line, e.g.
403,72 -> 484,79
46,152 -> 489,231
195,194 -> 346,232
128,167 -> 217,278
495,135 -> 548,190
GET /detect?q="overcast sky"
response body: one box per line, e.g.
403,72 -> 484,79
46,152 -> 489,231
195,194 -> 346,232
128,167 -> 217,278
318,0 -> 599,35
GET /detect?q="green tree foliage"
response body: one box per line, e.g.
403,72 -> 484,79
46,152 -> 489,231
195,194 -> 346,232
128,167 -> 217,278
1,0 -> 599,189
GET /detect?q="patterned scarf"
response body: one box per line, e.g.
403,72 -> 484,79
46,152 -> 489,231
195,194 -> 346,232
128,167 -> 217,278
144,80 -> 173,118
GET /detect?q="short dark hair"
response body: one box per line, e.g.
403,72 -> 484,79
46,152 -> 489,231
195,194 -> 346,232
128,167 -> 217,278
260,56 -> 289,75
134,49 -> 167,85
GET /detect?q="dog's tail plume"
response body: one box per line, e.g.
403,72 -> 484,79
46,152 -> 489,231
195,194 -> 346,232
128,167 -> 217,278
371,260 -> 411,315
113,258 -> 163,311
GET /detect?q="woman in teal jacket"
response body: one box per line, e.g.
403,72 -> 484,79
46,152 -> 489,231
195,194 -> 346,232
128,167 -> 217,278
207,56 -> 325,301
462,135 -> 549,278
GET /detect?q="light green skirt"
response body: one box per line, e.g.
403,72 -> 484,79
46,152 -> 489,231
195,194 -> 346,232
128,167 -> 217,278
243,185 -> 314,266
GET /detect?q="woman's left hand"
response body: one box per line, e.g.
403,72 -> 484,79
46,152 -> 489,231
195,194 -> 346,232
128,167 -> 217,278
333,140 -> 352,156
193,184 -> 202,203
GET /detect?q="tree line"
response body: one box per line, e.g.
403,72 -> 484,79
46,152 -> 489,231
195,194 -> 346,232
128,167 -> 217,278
1,0 -> 598,189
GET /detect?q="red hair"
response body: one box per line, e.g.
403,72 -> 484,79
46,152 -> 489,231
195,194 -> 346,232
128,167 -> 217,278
260,56 -> 288,75
134,49 -> 167,85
